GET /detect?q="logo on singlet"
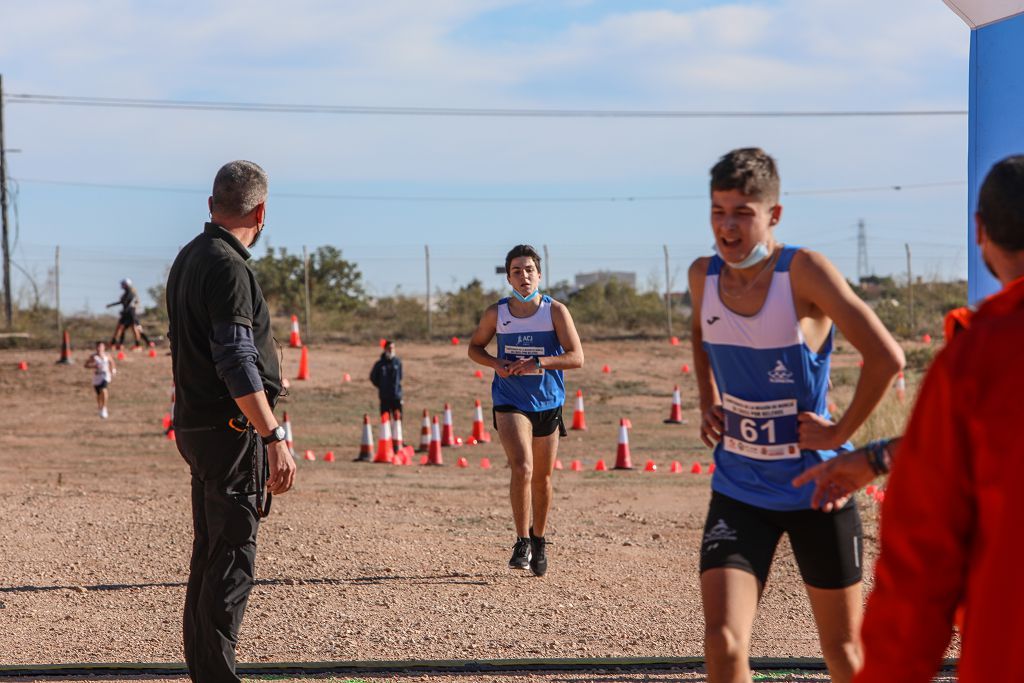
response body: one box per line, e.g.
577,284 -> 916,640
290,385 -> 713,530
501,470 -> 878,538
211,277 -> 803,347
706,316 -> 720,325
768,360 -> 795,384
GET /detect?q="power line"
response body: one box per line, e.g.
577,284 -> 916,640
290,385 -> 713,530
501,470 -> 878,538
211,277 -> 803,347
14,177 -> 966,203
3,93 -> 969,119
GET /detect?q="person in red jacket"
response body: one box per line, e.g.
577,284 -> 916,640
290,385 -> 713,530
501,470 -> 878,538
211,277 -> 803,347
854,154 -> 1024,683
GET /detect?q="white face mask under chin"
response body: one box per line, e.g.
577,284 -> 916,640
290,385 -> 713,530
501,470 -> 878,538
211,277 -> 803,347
714,241 -> 770,269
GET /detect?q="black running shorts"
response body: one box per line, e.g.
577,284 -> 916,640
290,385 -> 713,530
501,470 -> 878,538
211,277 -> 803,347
118,310 -> 140,326
93,381 -> 109,394
493,405 -> 567,438
699,491 -> 863,589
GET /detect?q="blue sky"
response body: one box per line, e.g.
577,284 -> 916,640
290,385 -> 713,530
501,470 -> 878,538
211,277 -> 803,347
0,0 -> 972,312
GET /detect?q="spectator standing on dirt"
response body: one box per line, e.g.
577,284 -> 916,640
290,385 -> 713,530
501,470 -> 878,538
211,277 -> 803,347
84,341 -> 116,419
689,148 -> 903,683
370,340 -> 403,422
848,155 -> 1024,683
166,160 -> 296,683
468,244 -> 584,577
107,278 -> 153,349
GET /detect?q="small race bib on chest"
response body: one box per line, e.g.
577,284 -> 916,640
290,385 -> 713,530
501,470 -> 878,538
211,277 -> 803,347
722,393 -> 800,460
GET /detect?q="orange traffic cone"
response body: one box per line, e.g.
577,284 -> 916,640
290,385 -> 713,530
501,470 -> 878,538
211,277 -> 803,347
554,459 -> 564,471
304,450 -> 316,461
324,451 -> 336,462
166,428 -> 176,441
470,400 -> 492,444
393,410 -> 404,451
644,459 -> 657,472
418,410 -> 431,452
595,459 -> 608,471
56,329 -> 73,365
866,485 -> 877,495
374,413 -> 395,464
602,364 -> 611,374
426,416 -> 444,466
456,456 -> 469,468
116,347 -> 126,361
691,462 -> 703,474
354,414 -> 373,462
282,411 -> 295,455
895,372 -> 906,404
419,454 -> 429,465
289,315 -> 302,348
451,336 -> 460,345
342,373 -> 351,382
17,360 -> 27,371
296,346 -> 310,380
480,457 -> 492,469
570,459 -> 583,472
441,403 -> 461,447
670,336 -> 680,346
681,363 -> 690,374
670,461 -> 683,474
148,342 -> 158,358
379,338 -> 387,349
571,389 -> 587,431
474,369 -> 484,379
664,385 -> 684,424
922,333 -> 932,344
613,419 -> 633,470
708,463 -> 716,474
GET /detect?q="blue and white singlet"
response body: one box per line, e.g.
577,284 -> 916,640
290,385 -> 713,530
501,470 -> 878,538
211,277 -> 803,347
701,246 -> 849,511
491,295 -> 566,412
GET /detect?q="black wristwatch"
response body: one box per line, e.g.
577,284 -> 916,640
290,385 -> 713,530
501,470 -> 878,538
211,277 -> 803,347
262,425 -> 287,445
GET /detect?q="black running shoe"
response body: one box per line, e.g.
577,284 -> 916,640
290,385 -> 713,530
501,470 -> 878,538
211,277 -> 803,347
509,537 -> 531,569
529,527 -> 548,577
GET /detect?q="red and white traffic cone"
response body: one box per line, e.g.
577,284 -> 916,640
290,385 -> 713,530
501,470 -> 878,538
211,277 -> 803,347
664,385 -> 684,424
895,372 -> 906,404
418,409 -> 431,452
393,410 -> 404,451
441,402 -> 461,447
288,315 -> 302,348
426,416 -> 444,466
374,413 -> 395,464
470,399 -> 492,444
613,418 -> 633,470
282,411 -> 295,456
571,389 -> 587,431
354,414 -> 373,462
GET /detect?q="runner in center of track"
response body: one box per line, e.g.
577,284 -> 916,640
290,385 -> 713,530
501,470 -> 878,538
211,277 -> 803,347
469,244 -> 584,577
689,148 -> 904,683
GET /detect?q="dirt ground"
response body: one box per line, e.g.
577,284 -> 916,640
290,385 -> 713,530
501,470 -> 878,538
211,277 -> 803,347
0,338 -> 958,679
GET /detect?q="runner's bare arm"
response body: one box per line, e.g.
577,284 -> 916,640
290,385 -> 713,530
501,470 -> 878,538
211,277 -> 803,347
689,258 -> 724,448
508,300 -> 583,375
790,249 -> 904,450
468,304 -> 513,378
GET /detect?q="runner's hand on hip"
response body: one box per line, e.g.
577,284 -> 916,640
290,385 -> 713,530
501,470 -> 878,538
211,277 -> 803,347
700,405 -> 724,448
267,440 -> 296,494
797,412 -> 843,451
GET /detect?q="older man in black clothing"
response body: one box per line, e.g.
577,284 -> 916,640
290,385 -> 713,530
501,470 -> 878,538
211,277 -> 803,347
167,160 -> 296,683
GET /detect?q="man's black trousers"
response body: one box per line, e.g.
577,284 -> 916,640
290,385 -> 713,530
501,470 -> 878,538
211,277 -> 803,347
379,396 -> 403,423
176,426 -> 262,683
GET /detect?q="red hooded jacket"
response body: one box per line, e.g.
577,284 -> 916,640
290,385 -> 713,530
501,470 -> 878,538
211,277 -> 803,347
857,276 -> 1024,682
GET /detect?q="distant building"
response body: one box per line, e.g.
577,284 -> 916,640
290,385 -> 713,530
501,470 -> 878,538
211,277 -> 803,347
574,270 -> 636,289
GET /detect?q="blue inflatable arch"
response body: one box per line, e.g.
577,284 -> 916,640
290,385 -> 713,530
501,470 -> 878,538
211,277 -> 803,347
944,1 -> 1024,302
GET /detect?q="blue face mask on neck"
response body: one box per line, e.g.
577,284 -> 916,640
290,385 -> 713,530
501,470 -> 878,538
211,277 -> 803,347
511,288 -> 540,303
713,241 -> 770,269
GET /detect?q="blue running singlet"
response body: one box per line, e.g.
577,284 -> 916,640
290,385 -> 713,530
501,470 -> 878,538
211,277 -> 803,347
491,296 -> 566,412
701,246 -> 850,511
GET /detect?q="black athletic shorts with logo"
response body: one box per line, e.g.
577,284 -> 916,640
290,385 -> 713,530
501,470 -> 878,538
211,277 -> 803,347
699,491 -> 863,589
493,405 -> 567,438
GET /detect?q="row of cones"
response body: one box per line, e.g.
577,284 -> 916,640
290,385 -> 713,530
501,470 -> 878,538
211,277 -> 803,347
567,387 -> 686,432
18,330 -> 160,369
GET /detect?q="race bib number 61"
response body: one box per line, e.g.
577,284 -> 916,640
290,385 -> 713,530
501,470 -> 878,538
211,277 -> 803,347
722,393 -> 800,460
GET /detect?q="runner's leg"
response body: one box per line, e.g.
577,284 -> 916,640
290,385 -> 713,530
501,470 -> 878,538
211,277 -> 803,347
702,567 -> 760,683
495,411 -> 534,538
806,584 -> 863,683
529,429 -> 558,536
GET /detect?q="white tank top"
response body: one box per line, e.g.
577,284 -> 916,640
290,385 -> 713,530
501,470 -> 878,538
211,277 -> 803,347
92,354 -> 112,385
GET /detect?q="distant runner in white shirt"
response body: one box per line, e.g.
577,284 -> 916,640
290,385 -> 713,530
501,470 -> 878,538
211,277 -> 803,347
85,341 -> 116,419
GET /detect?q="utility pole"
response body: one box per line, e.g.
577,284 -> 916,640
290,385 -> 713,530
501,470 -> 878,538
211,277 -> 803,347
663,244 -> 672,337
424,245 -> 432,338
1,74 -> 12,328
302,245 -> 311,342
905,243 -> 915,333
857,219 -> 869,280
543,244 -> 550,291
55,246 -> 61,334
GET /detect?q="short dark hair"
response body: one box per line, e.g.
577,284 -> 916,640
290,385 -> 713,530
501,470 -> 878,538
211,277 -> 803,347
978,155 -> 1024,251
505,244 -> 542,275
211,160 -> 268,217
710,148 -> 780,204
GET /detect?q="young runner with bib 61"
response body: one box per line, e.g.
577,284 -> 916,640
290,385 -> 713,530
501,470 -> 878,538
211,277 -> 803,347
688,149 -> 903,683
469,244 -> 583,577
